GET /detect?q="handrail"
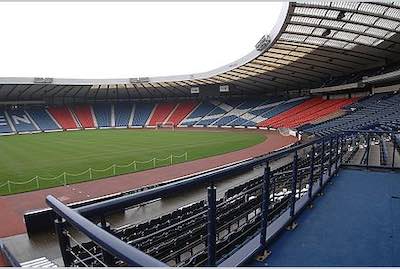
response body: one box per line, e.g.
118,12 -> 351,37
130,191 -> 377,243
75,133 -> 333,217
46,129 -> 399,267
45,195 -> 167,267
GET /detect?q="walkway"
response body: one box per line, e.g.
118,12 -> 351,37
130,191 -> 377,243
251,168 -> 400,266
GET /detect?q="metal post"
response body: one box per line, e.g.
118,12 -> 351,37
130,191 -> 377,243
54,217 -> 73,267
335,135 -> 339,172
366,133 -> 371,168
340,134 -> 345,165
308,145 -> 315,200
320,139 -> 325,188
272,173 -> 276,203
207,183 -> 217,266
98,216 -> 114,266
392,132 -> 396,168
328,137 -> 333,177
260,162 -> 270,250
288,151 -> 298,230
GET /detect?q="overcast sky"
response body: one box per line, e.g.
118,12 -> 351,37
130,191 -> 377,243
0,2 -> 282,79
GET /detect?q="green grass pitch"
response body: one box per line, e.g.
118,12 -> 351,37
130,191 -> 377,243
0,129 -> 265,195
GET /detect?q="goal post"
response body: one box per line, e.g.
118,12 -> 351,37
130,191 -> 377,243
156,122 -> 175,130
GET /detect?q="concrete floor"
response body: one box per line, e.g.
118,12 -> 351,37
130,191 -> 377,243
250,168 -> 400,266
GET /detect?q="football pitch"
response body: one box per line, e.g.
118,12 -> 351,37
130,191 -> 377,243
0,129 -> 265,195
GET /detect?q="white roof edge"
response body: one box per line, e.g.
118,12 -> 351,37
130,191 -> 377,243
363,69 -> 400,84
0,2 -> 290,86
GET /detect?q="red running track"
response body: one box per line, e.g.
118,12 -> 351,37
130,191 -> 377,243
0,129 -> 297,238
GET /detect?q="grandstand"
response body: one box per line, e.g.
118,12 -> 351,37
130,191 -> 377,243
0,1 -> 400,268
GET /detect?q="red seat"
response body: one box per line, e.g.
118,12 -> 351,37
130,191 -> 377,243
73,105 -> 95,128
48,106 -> 78,129
167,101 -> 198,126
148,103 -> 178,126
258,97 -> 358,129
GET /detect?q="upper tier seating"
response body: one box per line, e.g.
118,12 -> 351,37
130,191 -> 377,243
93,104 -> 111,127
26,107 -> 60,131
73,105 -> 95,128
132,103 -> 155,126
115,103 -> 132,127
7,109 -> 38,132
303,93 -> 400,136
180,102 -> 218,126
48,106 -> 78,129
167,101 -> 198,126
0,111 -> 13,133
148,103 -> 177,126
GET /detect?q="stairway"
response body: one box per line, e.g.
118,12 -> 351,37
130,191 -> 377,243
20,257 -> 58,268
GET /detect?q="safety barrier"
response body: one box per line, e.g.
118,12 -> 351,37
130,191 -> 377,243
46,130 -> 400,267
0,152 -> 188,195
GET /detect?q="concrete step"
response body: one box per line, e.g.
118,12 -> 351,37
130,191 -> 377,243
20,257 -> 57,268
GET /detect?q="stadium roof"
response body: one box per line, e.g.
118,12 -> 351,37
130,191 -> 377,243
2,1 -> 400,101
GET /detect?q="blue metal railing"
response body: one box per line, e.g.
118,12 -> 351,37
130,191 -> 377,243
46,196 -> 166,267
46,130 -> 399,267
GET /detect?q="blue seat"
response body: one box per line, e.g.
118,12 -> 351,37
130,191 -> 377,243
26,107 -> 59,131
7,109 -> 38,132
0,110 -> 13,133
115,103 -> 132,127
93,104 -> 112,127
132,103 -> 155,126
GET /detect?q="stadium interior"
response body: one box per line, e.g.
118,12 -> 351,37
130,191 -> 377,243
1,1 -> 400,267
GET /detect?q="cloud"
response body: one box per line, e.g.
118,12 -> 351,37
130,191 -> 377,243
0,2 -> 282,79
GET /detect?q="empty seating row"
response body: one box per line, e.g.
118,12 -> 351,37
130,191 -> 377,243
6,94 -> 400,135
303,93 -> 400,136
259,97 -> 357,129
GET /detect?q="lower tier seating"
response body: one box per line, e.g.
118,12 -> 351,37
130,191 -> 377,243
26,107 -> 60,130
68,144 -> 338,267
132,103 -> 155,126
261,97 -> 357,129
47,106 -> 78,129
73,105 -> 95,128
148,103 -> 177,126
6,108 -> 38,132
3,93 -> 399,134
303,93 -> 400,136
93,104 -> 111,127
0,110 -> 14,133
114,103 -> 132,127
168,101 -> 198,126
